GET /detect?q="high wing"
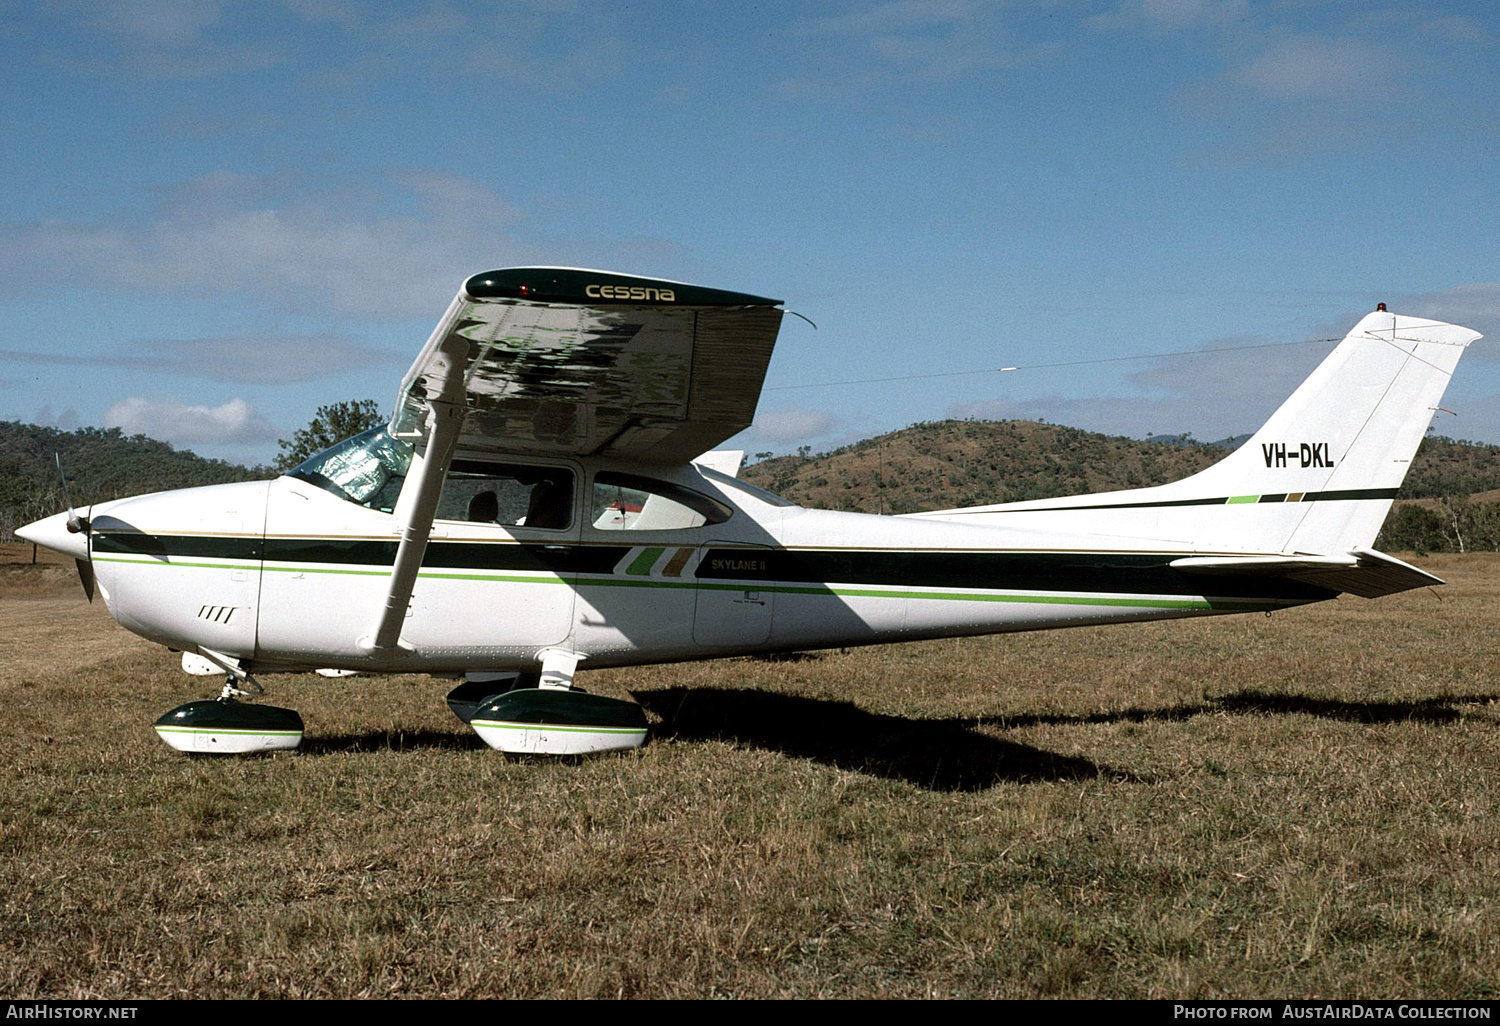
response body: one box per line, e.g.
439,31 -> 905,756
365,268 -> 783,654
391,267 -> 784,463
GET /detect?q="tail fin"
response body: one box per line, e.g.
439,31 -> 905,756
1167,309 -> 1479,553
925,309 -> 1480,556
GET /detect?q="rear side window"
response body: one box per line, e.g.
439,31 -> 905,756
591,472 -> 732,531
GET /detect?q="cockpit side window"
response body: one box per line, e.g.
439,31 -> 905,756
286,426 -> 413,513
438,460 -> 575,530
590,472 -> 732,531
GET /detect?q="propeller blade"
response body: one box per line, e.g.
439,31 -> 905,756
74,558 -> 95,603
56,454 -> 89,535
55,454 -> 93,602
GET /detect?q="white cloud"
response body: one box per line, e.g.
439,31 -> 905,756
0,169 -> 528,319
1150,7 -> 1491,164
945,397 -> 1023,422
1124,336 -> 1329,401
1419,15 -> 1494,45
141,336 -> 404,382
85,0 -> 225,47
30,405 -> 82,431
1227,35 -> 1398,103
751,408 -> 840,447
947,336 -> 1332,440
1095,0 -> 1249,33
1138,0 -> 1245,29
285,2 -> 625,92
104,396 -> 280,447
281,0 -> 361,27
1404,283 -> 1500,354
0,334 -> 401,383
46,0 -> 280,79
778,0 -> 1054,96
1427,391 -> 1500,445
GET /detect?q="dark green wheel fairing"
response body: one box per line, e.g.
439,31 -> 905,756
154,700 -> 304,733
472,689 -> 648,731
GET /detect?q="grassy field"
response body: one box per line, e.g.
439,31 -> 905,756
1,547 -> 1497,998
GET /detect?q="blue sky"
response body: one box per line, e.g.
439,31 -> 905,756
1,0 -> 1497,466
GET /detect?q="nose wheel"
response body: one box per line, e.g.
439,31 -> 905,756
154,660 -> 304,755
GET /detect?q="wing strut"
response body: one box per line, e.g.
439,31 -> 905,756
361,329 -> 470,653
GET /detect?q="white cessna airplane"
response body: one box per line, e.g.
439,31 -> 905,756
17,269 -> 1481,755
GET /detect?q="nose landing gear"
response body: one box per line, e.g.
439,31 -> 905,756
154,657 -> 304,754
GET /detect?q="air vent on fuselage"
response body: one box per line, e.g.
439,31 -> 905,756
197,605 -> 238,625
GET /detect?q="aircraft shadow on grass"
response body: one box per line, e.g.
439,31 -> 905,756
633,686 -> 1132,792
291,687 -> 1494,773
986,688 -> 1500,730
298,728 -> 484,755
283,691 -> 1128,790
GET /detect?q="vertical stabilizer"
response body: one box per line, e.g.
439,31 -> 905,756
1170,310 -> 1479,552
922,309 -> 1480,556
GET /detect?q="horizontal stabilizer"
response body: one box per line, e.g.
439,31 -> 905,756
1170,548 -> 1442,599
693,449 -> 745,478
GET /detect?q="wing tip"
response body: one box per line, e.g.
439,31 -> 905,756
464,267 -> 781,307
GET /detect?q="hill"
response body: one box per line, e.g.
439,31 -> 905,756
0,421 -> 269,539
741,424 -> 1500,514
742,420 -> 1227,515
1393,434 -> 1500,499
741,422 -> 1500,552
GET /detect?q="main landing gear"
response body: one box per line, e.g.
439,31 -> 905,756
153,649 -> 645,756
445,650 -> 648,756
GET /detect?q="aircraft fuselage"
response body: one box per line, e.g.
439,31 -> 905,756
60,454 -> 1328,679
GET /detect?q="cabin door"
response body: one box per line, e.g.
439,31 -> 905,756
693,542 -> 775,647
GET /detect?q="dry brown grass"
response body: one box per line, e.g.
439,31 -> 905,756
1,552 -> 1497,998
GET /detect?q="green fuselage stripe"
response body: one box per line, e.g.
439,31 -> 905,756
155,726 -> 301,736
470,720 -> 647,735
626,547 -> 665,575
92,534 -> 1332,607
98,553 -> 1283,610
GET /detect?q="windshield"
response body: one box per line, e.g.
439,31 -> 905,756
285,426 -> 413,513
